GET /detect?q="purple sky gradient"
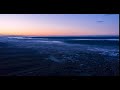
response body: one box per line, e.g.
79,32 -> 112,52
0,14 -> 119,36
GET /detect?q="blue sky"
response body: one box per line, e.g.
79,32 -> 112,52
0,14 -> 119,36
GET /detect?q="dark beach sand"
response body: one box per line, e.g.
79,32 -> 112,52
0,41 -> 119,76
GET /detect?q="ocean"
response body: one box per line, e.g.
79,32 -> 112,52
0,36 -> 119,76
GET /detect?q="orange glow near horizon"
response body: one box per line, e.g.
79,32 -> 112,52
1,28 -> 116,36
0,14 -> 119,36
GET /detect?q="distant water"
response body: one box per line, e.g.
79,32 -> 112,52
5,35 -> 119,46
0,35 -> 119,76
70,39 -> 119,41
0,35 -> 119,57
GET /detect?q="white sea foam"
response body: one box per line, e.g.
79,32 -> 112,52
33,40 -> 63,44
7,37 -> 33,39
7,37 -> 50,41
88,47 -> 119,57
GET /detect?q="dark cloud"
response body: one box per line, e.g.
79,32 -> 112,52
96,21 -> 104,23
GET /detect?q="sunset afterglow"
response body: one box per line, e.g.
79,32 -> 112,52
0,14 -> 119,36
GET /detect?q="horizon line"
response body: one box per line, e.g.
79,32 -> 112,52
0,34 -> 119,37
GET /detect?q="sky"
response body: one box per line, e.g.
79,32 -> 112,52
0,14 -> 119,36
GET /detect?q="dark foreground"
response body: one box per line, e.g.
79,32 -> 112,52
0,38 -> 119,76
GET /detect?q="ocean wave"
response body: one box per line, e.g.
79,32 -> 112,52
7,37 -> 49,40
30,40 -> 64,44
7,37 -> 32,39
